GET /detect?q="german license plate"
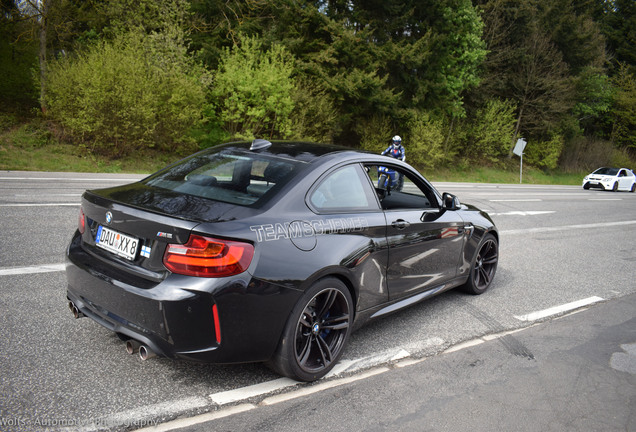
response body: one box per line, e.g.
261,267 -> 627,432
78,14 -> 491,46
95,226 -> 139,261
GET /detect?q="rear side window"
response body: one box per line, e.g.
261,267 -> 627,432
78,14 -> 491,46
309,164 -> 378,212
143,150 -> 300,206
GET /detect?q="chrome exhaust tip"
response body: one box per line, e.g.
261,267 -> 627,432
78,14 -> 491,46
68,301 -> 84,319
139,345 -> 156,361
125,340 -> 141,355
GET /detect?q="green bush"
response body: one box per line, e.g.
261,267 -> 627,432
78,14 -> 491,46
524,134 -> 564,170
212,35 -> 296,141
407,111 -> 452,169
289,77 -> 339,143
46,30 -> 209,157
356,115 -> 394,154
466,99 -> 517,164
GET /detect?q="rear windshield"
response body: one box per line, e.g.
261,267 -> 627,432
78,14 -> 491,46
143,149 -> 302,206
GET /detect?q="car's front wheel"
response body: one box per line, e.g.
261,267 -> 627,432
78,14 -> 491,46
462,233 -> 498,295
612,181 -> 618,191
269,278 -> 353,382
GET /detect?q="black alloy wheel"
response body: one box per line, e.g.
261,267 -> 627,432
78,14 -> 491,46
462,234 -> 498,295
269,278 -> 353,382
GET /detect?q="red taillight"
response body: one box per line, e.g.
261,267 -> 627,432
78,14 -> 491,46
78,207 -> 86,234
163,235 -> 254,278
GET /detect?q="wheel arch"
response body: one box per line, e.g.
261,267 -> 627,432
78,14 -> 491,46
301,270 -> 359,320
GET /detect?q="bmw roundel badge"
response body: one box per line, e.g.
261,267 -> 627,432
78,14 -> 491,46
105,211 -> 113,224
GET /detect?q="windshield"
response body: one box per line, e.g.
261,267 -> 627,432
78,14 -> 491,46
143,149 -> 302,206
593,167 -> 619,176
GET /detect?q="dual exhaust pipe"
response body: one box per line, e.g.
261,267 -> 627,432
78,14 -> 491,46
68,301 -> 156,361
125,339 -> 156,361
68,301 -> 84,319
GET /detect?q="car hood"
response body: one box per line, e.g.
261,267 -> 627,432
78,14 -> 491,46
86,182 -> 249,223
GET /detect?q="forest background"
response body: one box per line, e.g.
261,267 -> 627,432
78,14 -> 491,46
1,0 -> 635,177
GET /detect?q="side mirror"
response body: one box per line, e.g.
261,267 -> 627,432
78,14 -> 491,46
442,192 -> 460,211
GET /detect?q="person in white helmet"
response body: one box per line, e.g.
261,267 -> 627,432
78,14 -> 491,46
381,135 -> 405,161
378,135 -> 405,191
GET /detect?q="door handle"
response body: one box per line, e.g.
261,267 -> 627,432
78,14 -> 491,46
391,219 -> 410,230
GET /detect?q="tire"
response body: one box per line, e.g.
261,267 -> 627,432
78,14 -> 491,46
583,183 -> 590,190
269,278 -> 353,382
630,183 -> 635,193
461,233 -> 498,295
378,174 -> 388,189
612,182 -> 618,192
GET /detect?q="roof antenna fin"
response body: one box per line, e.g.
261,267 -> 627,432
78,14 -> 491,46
250,139 -> 272,151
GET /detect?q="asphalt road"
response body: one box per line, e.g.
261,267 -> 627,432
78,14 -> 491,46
0,171 -> 635,431
162,291 -> 636,432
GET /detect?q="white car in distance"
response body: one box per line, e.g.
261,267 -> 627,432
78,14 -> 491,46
582,167 -> 636,192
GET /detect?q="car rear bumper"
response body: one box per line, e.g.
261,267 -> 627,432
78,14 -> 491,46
66,233 -> 301,364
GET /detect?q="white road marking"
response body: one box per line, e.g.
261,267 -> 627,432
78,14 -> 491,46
489,199 -> 543,202
260,367 -> 390,406
514,296 -> 604,322
489,211 -> 555,216
14,193 -> 81,197
209,378 -> 299,405
589,198 -> 622,201
138,404 -> 255,432
0,264 -> 66,276
208,346 -> 415,406
0,203 -> 78,207
500,220 -> 636,236
61,396 -> 210,432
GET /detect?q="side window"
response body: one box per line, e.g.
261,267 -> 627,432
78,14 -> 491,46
309,165 -> 378,212
364,164 -> 437,210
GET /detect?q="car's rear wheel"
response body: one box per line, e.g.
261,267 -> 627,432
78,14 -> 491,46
631,183 -> 635,193
612,181 -> 618,191
462,234 -> 498,295
269,278 -> 353,382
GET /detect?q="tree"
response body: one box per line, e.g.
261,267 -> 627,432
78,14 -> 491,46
15,0 -> 49,112
190,0 -> 486,145
475,0 -> 575,159
611,65 -> 636,150
573,66 -> 613,136
12,0 -> 99,112
542,0 -> 606,75
599,0 -> 636,75
0,0 -> 39,109
319,0 -> 487,118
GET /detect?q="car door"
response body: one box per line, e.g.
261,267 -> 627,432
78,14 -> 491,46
365,164 -> 466,301
306,163 -> 390,310
618,170 -> 631,190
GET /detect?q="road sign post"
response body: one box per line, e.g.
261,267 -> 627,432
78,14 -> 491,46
512,138 -> 527,184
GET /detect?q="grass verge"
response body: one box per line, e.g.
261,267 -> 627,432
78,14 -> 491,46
1,119 -> 586,185
0,122 -> 178,174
